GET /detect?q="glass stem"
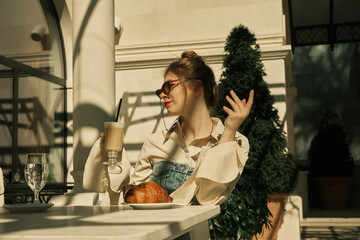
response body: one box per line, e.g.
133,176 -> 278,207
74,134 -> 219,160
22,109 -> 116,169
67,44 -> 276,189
34,192 -> 40,203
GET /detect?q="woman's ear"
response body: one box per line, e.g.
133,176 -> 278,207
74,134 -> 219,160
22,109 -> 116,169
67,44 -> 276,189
193,80 -> 203,96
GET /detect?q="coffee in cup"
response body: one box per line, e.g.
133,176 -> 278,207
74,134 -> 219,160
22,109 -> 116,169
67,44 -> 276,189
103,122 -> 125,174
104,122 -> 125,151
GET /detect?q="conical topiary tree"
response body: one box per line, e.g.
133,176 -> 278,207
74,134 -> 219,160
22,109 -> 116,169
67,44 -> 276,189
308,108 -> 354,209
209,24 -> 298,239
308,108 -> 354,178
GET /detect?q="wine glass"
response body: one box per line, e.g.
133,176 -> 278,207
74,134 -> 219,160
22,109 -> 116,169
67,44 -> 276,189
24,153 -> 49,204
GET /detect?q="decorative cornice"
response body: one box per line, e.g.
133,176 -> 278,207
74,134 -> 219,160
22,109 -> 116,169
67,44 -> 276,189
115,34 -> 291,70
260,45 -> 292,61
3,34 -> 292,72
115,39 -> 225,70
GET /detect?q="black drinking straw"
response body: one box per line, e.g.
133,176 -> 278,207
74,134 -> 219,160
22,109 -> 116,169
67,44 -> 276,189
115,98 -> 122,122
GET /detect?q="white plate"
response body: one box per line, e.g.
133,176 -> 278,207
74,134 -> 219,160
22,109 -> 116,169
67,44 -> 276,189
4,203 -> 54,213
125,202 -> 182,210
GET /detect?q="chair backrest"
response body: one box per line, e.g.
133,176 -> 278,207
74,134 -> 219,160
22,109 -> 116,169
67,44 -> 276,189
0,168 -> 4,207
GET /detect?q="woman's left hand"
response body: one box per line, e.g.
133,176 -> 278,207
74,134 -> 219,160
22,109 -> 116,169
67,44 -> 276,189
223,90 -> 254,132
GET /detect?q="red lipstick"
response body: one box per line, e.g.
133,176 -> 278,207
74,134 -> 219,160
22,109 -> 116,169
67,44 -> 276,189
164,101 -> 171,108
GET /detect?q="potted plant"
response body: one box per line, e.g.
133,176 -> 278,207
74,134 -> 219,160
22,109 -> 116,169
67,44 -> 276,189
209,24 -> 298,240
308,109 -> 354,209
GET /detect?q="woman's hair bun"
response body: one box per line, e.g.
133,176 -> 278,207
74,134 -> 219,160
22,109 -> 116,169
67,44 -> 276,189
181,51 -> 202,60
165,50 -> 217,109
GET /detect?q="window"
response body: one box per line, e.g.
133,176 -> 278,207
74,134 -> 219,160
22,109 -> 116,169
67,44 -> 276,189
0,0 -> 67,203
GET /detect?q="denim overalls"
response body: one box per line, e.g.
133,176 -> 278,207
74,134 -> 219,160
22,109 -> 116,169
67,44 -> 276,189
148,161 -> 194,240
148,161 -> 194,195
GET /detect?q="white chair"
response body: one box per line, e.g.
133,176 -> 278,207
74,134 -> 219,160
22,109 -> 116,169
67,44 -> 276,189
0,168 -> 4,207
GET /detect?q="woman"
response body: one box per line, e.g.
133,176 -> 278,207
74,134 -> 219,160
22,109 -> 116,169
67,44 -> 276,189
83,51 -> 254,206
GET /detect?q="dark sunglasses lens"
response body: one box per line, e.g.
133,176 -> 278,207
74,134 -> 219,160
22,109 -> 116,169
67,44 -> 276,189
162,82 -> 171,95
155,89 -> 162,97
156,81 -> 176,97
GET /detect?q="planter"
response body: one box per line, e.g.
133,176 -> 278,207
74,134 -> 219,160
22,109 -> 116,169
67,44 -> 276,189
313,177 -> 352,210
254,194 -> 288,240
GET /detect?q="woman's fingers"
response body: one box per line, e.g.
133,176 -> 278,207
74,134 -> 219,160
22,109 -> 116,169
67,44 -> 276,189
100,132 -> 105,147
226,95 -> 240,112
230,90 -> 247,112
246,90 -> 254,110
230,90 -> 243,106
225,90 -> 254,114
223,90 -> 254,131
241,99 -> 246,106
223,105 -> 235,116
99,132 -> 107,163
227,90 -> 248,112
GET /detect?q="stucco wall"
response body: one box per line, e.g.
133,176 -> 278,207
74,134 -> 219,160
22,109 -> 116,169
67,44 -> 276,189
115,0 -> 285,47
114,0 -> 294,163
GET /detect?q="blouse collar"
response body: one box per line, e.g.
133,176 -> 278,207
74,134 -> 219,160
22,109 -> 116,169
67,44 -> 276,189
163,117 -> 225,145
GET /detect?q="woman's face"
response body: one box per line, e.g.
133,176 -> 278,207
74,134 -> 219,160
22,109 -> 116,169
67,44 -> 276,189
159,72 -> 189,116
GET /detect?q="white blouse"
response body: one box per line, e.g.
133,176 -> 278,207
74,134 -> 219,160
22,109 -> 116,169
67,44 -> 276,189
83,117 -> 249,205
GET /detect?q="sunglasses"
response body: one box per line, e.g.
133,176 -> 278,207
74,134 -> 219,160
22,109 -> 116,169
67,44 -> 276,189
155,79 -> 191,98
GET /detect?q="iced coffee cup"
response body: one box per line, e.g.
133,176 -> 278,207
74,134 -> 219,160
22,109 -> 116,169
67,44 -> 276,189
104,122 -> 125,174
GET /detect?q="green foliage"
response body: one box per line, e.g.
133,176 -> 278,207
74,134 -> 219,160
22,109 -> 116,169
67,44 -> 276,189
210,24 -> 298,239
309,109 -> 354,177
209,168 -> 271,239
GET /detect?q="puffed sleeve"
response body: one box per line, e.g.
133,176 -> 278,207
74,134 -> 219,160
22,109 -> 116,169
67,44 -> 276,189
195,134 -> 249,205
129,138 -> 155,185
170,133 -> 249,205
83,138 -> 132,194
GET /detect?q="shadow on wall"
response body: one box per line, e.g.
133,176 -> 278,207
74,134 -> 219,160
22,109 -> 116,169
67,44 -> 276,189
72,103 -> 113,170
118,91 -> 167,152
71,0 -> 115,174
120,91 -> 166,135
292,43 -> 360,207
72,0 -> 99,63
66,91 -> 166,168
117,89 -> 288,151
0,96 -> 66,183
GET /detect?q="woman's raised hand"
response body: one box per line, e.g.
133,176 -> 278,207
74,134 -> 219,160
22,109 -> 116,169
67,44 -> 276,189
223,90 -> 254,132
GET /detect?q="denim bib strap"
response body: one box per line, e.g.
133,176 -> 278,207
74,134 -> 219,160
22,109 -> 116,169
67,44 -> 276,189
170,145 -> 210,205
148,161 -> 194,195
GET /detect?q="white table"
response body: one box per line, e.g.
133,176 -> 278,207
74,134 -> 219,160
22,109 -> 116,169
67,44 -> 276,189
0,205 -> 220,240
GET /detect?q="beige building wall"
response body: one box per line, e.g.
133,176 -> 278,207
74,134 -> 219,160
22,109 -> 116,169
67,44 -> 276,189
114,0 -> 296,163
0,2 -> 301,235
0,0 -> 296,181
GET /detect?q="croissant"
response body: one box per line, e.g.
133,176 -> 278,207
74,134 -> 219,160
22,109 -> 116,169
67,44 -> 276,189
124,182 -> 173,203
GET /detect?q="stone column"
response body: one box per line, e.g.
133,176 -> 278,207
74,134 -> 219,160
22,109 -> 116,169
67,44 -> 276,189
72,0 -> 115,192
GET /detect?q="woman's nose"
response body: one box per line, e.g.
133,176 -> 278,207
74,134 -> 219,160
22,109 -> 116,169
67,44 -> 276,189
159,91 -> 167,99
